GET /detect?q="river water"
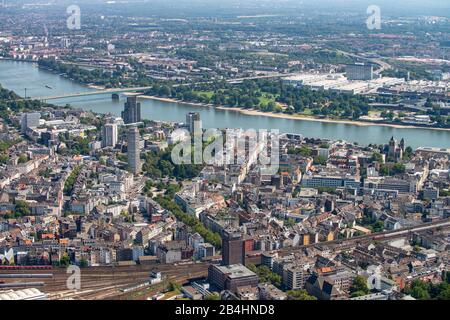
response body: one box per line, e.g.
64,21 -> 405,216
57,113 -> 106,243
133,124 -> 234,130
0,60 -> 449,149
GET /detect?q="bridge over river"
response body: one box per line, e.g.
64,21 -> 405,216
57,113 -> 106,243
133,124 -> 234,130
28,86 -> 152,101
15,73 -> 296,101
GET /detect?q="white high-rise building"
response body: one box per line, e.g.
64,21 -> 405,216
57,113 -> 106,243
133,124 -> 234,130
21,112 -> 41,133
101,123 -> 118,148
127,126 -> 141,174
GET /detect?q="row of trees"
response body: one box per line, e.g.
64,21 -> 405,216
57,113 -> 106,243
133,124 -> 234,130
155,195 -> 222,249
38,59 -> 125,88
63,166 -> 82,196
145,78 -> 373,119
38,57 -> 178,89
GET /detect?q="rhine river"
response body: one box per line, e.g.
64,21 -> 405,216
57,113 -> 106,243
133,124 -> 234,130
0,60 -> 449,149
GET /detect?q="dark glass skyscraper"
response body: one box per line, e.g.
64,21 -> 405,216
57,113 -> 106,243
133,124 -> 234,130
222,230 -> 245,266
121,96 -> 141,124
186,112 -> 200,134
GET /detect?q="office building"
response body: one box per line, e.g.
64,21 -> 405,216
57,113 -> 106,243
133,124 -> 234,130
261,252 -> 277,269
186,112 -> 200,134
21,112 -> 41,133
101,123 -> 118,148
301,172 -> 361,189
364,177 -> 417,193
283,263 -> 310,290
422,185 -> 439,201
208,264 -> 259,294
222,230 -> 245,266
346,63 -> 374,81
127,126 -> 141,174
41,131 -> 56,147
121,96 -> 141,124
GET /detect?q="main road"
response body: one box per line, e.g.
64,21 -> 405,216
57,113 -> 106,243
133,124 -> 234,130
335,49 -> 392,74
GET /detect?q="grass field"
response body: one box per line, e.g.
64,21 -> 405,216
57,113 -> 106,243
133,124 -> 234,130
193,90 -> 214,99
193,90 -> 279,108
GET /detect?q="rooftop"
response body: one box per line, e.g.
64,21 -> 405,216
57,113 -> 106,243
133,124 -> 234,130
214,263 -> 257,279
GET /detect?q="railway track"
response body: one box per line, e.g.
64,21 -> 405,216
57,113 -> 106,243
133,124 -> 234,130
0,263 -> 209,300
46,268 -> 207,300
2,219 -> 448,299
275,217 -> 450,256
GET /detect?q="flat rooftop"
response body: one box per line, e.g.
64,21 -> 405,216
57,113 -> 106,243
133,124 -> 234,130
214,264 -> 257,279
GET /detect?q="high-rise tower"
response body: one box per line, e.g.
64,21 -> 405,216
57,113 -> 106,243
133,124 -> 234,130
186,112 -> 200,134
21,112 -> 41,133
101,123 -> 118,148
122,96 -> 141,124
222,229 -> 245,266
127,126 -> 141,174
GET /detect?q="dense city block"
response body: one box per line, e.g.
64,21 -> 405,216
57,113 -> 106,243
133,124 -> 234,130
0,0 -> 449,302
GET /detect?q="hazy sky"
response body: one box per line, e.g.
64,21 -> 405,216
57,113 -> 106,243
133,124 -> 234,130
9,0 -> 450,17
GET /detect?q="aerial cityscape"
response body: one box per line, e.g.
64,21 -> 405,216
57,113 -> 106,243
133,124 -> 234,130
0,0 -> 450,304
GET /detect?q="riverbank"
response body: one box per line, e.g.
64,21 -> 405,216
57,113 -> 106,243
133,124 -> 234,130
139,95 -> 450,132
1,59 -> 449,148
26,60 -> 450,132
87,84 -> 106,90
